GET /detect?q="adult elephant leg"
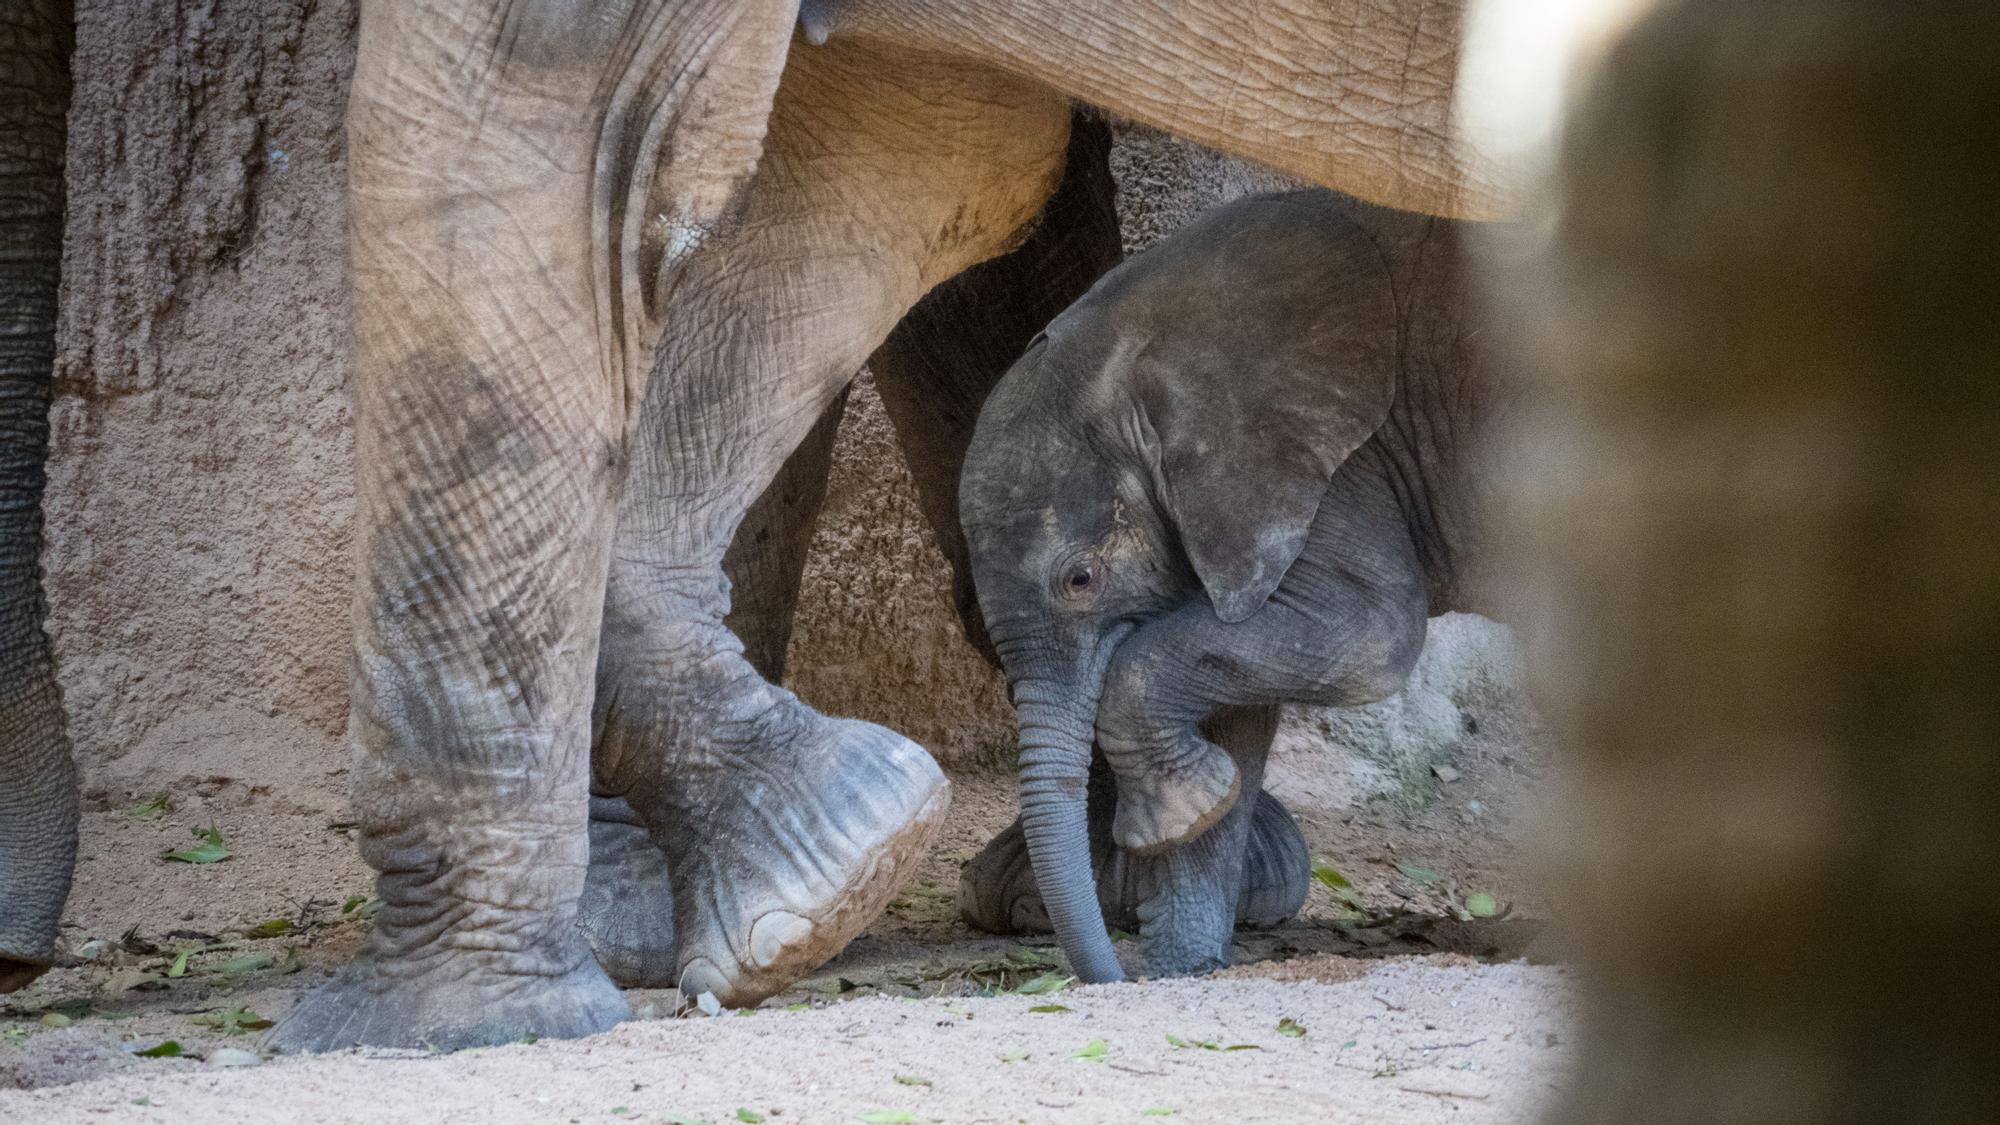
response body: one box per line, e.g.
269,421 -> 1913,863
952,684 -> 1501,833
0,0 -> 75,993
269,1 -> 797,1053
579,389 -> 847,987
868,111 -> 1122,660
590,37 -> 1072,1007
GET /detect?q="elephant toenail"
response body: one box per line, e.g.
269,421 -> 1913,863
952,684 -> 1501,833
748,911 -> 814,969
678,958 -> 727,1005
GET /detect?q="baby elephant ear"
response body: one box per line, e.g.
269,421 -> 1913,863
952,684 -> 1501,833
1133,209 -> 1399,623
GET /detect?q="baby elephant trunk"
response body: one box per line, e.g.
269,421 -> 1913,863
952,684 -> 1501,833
1011,679 -> 1126,984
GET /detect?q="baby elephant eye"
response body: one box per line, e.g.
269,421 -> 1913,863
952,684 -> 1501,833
1062,560 -> 1098,596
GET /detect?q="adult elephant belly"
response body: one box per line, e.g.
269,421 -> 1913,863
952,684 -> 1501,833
583,36 -> 1072,1007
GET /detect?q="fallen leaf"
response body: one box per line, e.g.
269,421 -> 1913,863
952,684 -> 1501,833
100,968 -> 164,994
124,793 -> 173,822
1277,1017 -> 1307,1039
187,1007 -> 273,1035
1141,1110 -> 1176,1118
735,1109 -> 765,1123
201,953 -> 273,977
893,1074 -> 931,1087
166,950 -> 190,978
857,1112 -> 919,1124
816,978 -> 859,995
39,1013 -> 72,1029
134,1040 -> 184,1058
1010,973 -> 1071,997
161,826 -> 231,865
1465,892 -> 1500,918
1395,861 -> 1442,886
1071,1039 -> 1108,1063
997,1048 -> 1029,1063
1028,1004 -> 1070,1014
244,918 -> 292,939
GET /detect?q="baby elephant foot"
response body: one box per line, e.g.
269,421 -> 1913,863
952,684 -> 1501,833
1106,728 -> 1240,855
579,794 -> 678,987
648,709 -> 949,1008
959,789 -> 1309,934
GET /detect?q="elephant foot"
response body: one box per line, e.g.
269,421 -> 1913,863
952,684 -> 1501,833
0,955 -> 54,994
634,707 -> 950,1008
266,938 -> 626,1054
960,788 -> 1309,934
1108,730 -> 1241,855
579,794 -> 679,987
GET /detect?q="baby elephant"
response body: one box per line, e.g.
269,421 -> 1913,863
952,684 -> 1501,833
960,189 -> 1502,981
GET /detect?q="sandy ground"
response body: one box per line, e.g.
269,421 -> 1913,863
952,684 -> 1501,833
2,675 -> 1567,1121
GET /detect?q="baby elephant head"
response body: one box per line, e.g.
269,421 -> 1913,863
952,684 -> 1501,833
959,191 -> 1402,980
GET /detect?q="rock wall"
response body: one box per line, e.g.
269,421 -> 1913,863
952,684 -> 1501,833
47,0 -> 357,777
43,7 -> 1525,790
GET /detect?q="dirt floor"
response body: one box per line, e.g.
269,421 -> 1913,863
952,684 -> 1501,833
0,689 -> 1570,1122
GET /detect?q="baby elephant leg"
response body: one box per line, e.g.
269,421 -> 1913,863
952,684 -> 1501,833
959,753 -> 1309,934
1097,473 -> 1429,854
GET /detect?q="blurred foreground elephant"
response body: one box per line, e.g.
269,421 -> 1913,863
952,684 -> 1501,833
1507,0 -> 2000,1121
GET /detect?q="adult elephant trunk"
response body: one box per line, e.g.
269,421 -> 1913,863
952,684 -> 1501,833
0,0 -> 77,992
1012,678 -> 1125,984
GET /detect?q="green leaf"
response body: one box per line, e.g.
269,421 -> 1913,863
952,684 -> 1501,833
1108,929 -> 1137,944
187,1007 -> 273,1035
1028,1004 -> 1070,1014
893,1074 -> 931,1087
166,949 -> 190,978
1277,1017 -> 1307,1039
1005,946 -> 1058,967
1395,861 -> 1442,885
783,1001 -> 810,1012
664,1117 -> 707,1125
857,1112 -> 919,1124
1142,1110 -> 1176,1118
124,792 -> 174,822
1222,1044 -> 1261,1052
1010,973 -> 1072,997
161,825 -> 231,865
997,1048 -> 1030,1063
1310,861 -> 1352,890
245,918 -> 292,939
736,1110 -> 766,1123
610,1109 -> 630,1116
1071,1039 -> 1108,1063
816,978 -> 859,995
134,1040 -> 184,1058
1341,1039 -> 1358,1049
2,1027 -> 30,1046
39,1012 -> 72,1028
201,953 -> 273,976
1464,892 -> 1500,918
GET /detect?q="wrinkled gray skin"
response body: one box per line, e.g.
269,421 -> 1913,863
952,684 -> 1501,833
0,0 -> 75,994
962,190 -> 1500,980
0,0 -> 1498,1048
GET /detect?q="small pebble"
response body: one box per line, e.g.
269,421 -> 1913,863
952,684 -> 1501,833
209,1048 -> 262,1069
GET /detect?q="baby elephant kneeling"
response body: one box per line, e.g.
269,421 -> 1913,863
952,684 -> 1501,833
960,189 -> 1502,981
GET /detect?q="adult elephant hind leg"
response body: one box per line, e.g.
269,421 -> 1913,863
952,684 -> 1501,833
588,36 -> 1070,1008
269,1 -> 798,1053
578,391 -> 848,988
868,110 -> 1124,660
0,0 -> 76,994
